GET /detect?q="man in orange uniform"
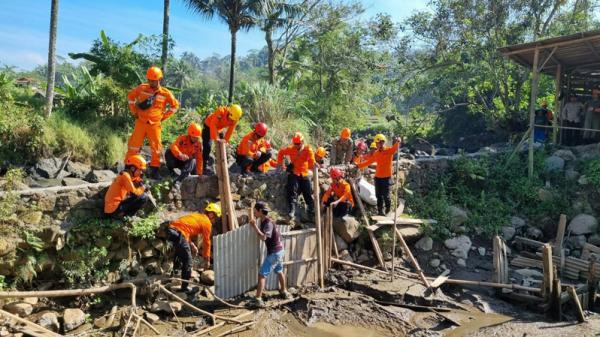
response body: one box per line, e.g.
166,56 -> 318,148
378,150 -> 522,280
352,141 -> 368,165
166,122 -> 203,183
166,203 -> 221,292
277,132 -> 316,218
257,140 -> 278,173
331,128 -> 353,165
357,134 -> 401,216
322,167 -> 354,218
236,122 -> 271,174
126,66 -> 179,179
104,155 -> 149,218
202,104 -> 243,173
315,146 -> 327,167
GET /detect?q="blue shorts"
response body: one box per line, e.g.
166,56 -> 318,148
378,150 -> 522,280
260,250 -> 284,277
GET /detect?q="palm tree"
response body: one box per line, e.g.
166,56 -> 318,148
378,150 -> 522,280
45,0 -> 59,118
259,1 -> 303,84
184,0 -> 272,103
161,0 -> 170,73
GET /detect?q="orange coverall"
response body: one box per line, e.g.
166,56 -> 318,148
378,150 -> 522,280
104,172 -> 145,214
170,135 -> 203,175
322,179 -> 355,207
169,213 -> 213,259
126,83 -> 179,167
277,145 -> 316,177
204,106 -> 238,142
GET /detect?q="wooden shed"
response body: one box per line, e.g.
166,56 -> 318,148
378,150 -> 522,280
499,29 -> 600,176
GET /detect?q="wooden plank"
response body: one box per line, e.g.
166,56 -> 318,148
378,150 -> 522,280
214,142 -> 227,233
568,286 -> 586,322
554,214 -> 567,256
543,244 -> 554,301
581,243 -> 600,261
550,271 -> 561,320
394,227 -> 431,289
430,275 -> 449,289
515,236 -> 545,248
312,166 -> 324,288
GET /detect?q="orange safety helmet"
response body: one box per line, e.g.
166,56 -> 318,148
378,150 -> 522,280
316,146 -> 327,158
292,132 -> 304,144
254,122 -> 268,137
330,167 -> 343,179
146,66 -> 163,81
188,122 -> 202,137
340,128 -> 351,140
125,154 -> 147,170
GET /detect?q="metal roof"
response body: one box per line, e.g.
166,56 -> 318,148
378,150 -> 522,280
498,29 -> 600,76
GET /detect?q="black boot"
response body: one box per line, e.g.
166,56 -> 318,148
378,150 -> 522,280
288,203 -> 296,218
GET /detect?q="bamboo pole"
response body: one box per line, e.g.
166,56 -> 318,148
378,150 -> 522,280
568,286 -> 586,323
528,47 -> 540,178
390,146 -> 403,282
543,244 -> 555,300
552,64 -> 562,143
217,141 -> 237,231
0,283 -> 137,307
394,227 -> 431,289
0,309 -> 63,337
192,311 -> 253,336
215,141 -> 228,234
312,166 -> 324,288
159,285 -> 242,325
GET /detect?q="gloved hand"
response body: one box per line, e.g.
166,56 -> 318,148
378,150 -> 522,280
179,154 -> 190,161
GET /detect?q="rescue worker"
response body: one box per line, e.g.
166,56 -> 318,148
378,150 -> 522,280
352,140 -> 368,165
277,132 -> 316,218
315,146 -> 327,166
236,122 -> 271,174
104,155 -> 149,218
165,203 -> 220,292
250,201 -> 292,308
258,140 -> 278,173
322,168 -> 354,218
126,66 -> 179,179
202,104 -> 243,173
166,122 -> 203,183
357,134 -> 401,216
330,128 -> 353,165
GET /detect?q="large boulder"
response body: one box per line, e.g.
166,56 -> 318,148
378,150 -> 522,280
38,312 -> 60,332
200,270 -> 214,285
33,158 -> 68,179
415,236 -> 433,251
565,169 -> 580,181
449,206 -> 468,227
544,156 -> 565,172
63,308 -> 86,331
85,170 -> 116,183
552,149 -> 576,161
568,214 -> 598,235
510,216 -> 526,229
151,301 -> 182,314
3,302 -> 33,317
65,161 -> 91,179
566,235 -> 587,250
444,235 -> 471,259
501,226 -> 516,241
61,177 -> 88,186
332,216 -> 360,243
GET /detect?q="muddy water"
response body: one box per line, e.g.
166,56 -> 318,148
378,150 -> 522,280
305,323 -> 388,337
444,311 -> 512,337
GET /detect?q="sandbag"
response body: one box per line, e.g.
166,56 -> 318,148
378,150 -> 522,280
356,178 -> 377,205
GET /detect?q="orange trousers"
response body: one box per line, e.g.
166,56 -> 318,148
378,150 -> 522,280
126,119 -> 162,167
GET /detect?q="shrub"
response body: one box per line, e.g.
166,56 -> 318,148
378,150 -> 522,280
584,156 -> 600,187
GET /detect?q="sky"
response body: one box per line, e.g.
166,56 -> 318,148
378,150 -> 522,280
0,0 -> 428,71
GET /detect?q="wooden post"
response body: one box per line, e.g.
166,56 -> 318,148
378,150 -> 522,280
542,244 -> 554,301
568,286 -> 586,323
528,47 -> 541,178
589,255 -> 597,310
551,271 -> 562,320
552,64 -> 562,144
394,227 -> 431,289
216,141 -> 238,232
312,166 -> 324,288
391,151 -> 401,282
554,214 -> 567,256
215,142 -> 228,233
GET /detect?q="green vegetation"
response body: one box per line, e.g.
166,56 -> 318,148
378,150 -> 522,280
407,150 -> 575,240
128,212 -> 161,240
584,156 -> 600,187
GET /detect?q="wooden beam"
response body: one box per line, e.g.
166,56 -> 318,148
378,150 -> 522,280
538,46 -> 558,71
543,244 -> 554,301
585,41 -> 600,60
554,214 -> 567,255
394,227 -> 431,289
552,64 -> 563,143
528,47 -> 541,178
568,286 -> 585,322
502,35 -> 600,56
312,166 -> 324,288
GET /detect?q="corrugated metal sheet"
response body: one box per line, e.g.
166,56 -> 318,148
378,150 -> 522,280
214,224 -> 317,299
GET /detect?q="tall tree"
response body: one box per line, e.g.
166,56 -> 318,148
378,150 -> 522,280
259,1 -> 304,84
161,0 -> 170,73
45,0 -> 59,118
184,0 -> 272,103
